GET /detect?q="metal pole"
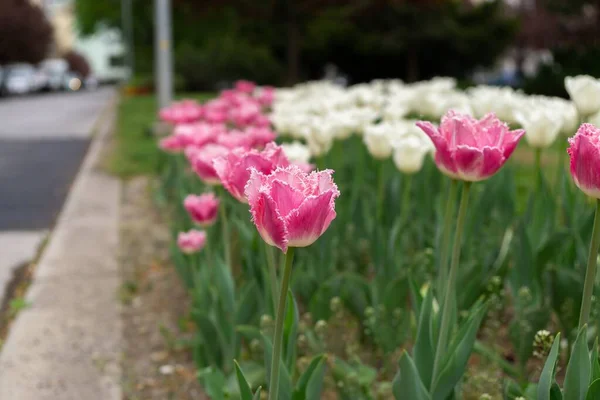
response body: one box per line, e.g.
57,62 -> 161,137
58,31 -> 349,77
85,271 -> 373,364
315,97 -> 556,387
154,0 -> 173,109
121,0 -> 134,79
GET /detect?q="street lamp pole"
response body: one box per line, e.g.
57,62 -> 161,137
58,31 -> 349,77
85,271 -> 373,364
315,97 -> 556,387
121,0 -> 134,80
154,0 -> 173,109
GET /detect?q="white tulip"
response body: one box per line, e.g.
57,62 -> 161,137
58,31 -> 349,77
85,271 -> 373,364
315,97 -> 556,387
281,141 -> 312,164
565,75 -> 600,117
589,110 -> 600,129
515,101 -> 563,148
364,124 -> 393,159
392,135 -> 430,174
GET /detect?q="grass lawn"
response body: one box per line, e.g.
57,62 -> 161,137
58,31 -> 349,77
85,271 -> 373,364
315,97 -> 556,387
109,92 -> 214,178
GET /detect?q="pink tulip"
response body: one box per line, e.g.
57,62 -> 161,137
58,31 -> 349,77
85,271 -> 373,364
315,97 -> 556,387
568,123 -> 600,198
252,114 -> 272,128
213,143 -> 290,203
221,90 -> 250,107
245,127 -> 277,148
159,135 -> 185,153
230,102 -> 262,127
185,144 -> 230,185
257,86 -> 275,107
293,162 -> 315,173
159,100 -> 203,124
416,111 -> 524,181
217,130 -> 254,149
184,193 -> 220,226
245,165 -> 340,253
177,229 -> 207,254
235,80 -> 256,94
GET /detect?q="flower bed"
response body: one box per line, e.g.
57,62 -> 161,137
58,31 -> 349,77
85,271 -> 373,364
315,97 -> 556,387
155,77 -> 600,399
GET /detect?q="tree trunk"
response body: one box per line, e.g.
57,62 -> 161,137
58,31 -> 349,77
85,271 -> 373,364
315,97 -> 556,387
285,1 -> 300,85
407,46 -> 419,83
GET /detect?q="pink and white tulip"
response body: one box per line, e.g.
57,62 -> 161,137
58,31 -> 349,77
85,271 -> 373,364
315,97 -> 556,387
245,165 -> 340,253
257,86 -> 275,107
159,100 -> 203,125
235,80 -> 256,94
177,229 -> 207,254
184,193 -> 220,227
185,144 -> 230,185
416,111 -> 524,181
213,143 -> 290,203
568,123 -> 600,199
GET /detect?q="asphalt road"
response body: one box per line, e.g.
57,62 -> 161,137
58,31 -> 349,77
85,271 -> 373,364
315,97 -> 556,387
0,87 -> 115,229
0,87 -> 115,298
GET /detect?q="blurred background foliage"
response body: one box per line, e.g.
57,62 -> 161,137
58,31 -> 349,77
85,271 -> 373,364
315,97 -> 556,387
74,0 -> 600,96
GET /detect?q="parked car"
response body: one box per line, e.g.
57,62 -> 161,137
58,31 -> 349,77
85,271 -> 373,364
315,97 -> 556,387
0,66 -> 4,96
39,59 -> 69,91
1,64 -> 38,95
84,74 -> 99,90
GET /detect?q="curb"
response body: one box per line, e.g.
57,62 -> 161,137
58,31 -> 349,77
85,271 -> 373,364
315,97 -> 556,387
0,92 -> 123,400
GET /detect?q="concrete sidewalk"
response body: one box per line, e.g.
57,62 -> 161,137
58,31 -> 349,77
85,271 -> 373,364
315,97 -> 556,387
0,95 -> 122,399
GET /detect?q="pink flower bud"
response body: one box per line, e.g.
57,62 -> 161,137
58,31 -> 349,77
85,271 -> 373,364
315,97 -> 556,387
177,229 -> 207,254
245,165 -> 340,253
213,143 -> 290,203
183,193 -> 219,227
568,123 -> 600,198
416,111 -> 524,181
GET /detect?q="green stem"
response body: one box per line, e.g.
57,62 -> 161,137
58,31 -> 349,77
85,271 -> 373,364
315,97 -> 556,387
377,162 -> 386,222
431,181 -> 472,389
399,174 -> 412,228
579,199 -> 600,328
534,148 -> 543,193
218,188 -> 231,271
265,243 -> 279,314
438,180 -> 458,297
268,248 -> 295,400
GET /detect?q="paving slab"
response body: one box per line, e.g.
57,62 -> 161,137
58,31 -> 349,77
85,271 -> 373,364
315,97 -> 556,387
0,94 -> 122,400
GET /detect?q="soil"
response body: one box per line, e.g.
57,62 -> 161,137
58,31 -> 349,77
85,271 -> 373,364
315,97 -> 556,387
119,177 -> 206,400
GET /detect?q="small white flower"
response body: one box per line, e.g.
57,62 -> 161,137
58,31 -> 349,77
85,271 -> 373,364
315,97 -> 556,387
159,364 -> 175,375
364,123 -> 393,159
515,99 -> 563,148
281,141 -> 312,164
565,75 -> 600,117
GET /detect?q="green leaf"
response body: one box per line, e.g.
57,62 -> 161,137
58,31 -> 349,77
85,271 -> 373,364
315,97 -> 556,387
292,355 -> 327,400
431,302 -> 487,400
551,383 -> 563,400
413,289 -> 435,388
409,277 -> 424,318
253,387 -> 262,400
538,332 -> 561,400
564,326 -> 591,400
236,281 -> 260,326
591,338 -> 600,381
503,378 -> 523,398
392,351 -> 431,400
235,360 -> 254,400
294,355 -> 325,398
262,333 -> 293,400
586,379 -> 600,400
191,311 -> 224,368
198,367 -> 226,400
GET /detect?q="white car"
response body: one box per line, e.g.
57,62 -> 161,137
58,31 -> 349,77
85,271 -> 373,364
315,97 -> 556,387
2,64 -> 37,95
39,59 -> 69,91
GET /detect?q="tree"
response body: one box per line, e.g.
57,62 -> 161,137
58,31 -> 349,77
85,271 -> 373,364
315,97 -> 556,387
64,51 -> 91,77
0,0 -> 53,65
74,0 -> 518,87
